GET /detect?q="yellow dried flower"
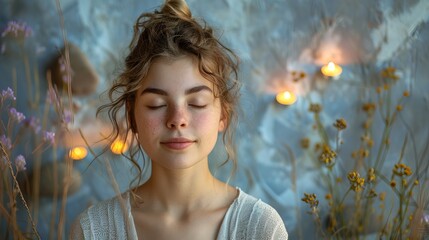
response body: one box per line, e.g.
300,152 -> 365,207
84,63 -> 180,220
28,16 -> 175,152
333,118 -> 347,130
359,148 -> 369,158
396,105 -> 403,111
325,193 -> 332,200
319,145 -> 337,166
300,138 -> 310,149
367,168 -> 376,182
414,180 -> 419,185
309,103 -> 322,113
368,189 -> 377,198
348,171 -> 365,192
362,102 -> 376,113
381,66 -> 400,80
393,163 -> 413,177
299,72 -> 306,78
403,91 -> 409,97
301,193 -> 319,208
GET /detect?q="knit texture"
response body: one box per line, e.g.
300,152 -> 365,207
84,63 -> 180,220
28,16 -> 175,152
70,188 -> 288,240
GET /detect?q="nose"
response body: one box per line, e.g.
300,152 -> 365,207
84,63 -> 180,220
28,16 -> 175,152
166,106 -> 188,129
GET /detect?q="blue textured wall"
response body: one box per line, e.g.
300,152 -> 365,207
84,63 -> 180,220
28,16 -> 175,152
1,0 -> 429,239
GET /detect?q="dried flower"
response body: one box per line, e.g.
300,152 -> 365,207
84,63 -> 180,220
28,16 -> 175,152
390,180 -> 397,188
9,108 -> 26,123
1,21 -> 33,39
414,180 -> 419,185
362,102 -> 376,114
393,163 -> 412,177
319,145 -> 336,166
1,87 -> 16,101
396,105 -> 403,111
43,131 -> 55,145
381,66 -> 400,80
302,193 -> 319,208
325,193 -> 332,200
24,116 -> 41,134
300,138 -> 310,149
348,171 -> 365,192
403,91 -> 409,97
0,135 -> 12,150
368,189 -> 377,198
367,168 -> 376,182
14,155 -> 26,171
309,103 -> 322,113
333,118 -> 347,130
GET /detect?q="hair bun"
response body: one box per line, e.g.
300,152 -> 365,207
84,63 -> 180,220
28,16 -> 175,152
161,0 -> 192,19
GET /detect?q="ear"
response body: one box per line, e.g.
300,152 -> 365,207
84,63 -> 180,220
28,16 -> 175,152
218,115 -> 227,132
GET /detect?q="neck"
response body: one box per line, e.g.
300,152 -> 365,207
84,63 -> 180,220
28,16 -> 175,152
140,159 -> 222,213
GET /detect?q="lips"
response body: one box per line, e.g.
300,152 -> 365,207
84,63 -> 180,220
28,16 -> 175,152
161,137 -> 195,150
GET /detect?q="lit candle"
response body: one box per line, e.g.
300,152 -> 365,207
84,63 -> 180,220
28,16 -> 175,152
321,61 -> 342,78
276,90 -> 297,106
69,146 -> 88,160
110,138 -> 129,154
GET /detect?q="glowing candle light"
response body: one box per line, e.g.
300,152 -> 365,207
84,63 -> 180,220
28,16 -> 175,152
321,61 -> 342,78
110,138 -> 129,154
276,90 -> 297,106
69,146 -> 88,160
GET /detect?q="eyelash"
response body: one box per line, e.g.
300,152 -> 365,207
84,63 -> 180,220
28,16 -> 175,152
146,104 -> 207,110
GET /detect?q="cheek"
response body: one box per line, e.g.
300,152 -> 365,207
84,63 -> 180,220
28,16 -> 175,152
136,114 -> 162,136
194,111 -> 221,131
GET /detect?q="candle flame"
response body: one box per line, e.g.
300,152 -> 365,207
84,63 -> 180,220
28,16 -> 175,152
69,146 -> 88,160
276,90 -> 297,105
110,139 -> 129,154
321,61 -> 342,77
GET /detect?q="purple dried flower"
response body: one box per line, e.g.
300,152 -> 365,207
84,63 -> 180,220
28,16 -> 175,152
1,21 -> 33,38
24,116 -> 41,134
1,87 -> 16,100
43,131 -> 55,144
0,135 -> 12,150
9,108 -> 26,123
63,110 -> 73,124
14,155 -> 26,171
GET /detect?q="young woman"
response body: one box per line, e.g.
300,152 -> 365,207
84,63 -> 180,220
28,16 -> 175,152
70,0 -> 288,239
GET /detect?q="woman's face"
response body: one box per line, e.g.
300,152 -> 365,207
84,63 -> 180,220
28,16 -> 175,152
133,56 -> 226,170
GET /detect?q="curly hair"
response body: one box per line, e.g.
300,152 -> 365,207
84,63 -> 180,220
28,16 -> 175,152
97,0 -> 240,186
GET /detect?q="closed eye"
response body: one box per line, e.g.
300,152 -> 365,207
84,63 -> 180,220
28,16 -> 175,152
189,104 -> 207,109
147,105 -> 166,110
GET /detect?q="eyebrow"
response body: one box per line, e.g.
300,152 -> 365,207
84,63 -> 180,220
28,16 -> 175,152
140,85 -> 213,96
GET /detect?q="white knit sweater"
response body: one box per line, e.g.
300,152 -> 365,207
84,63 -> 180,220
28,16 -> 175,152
70,188 -> 288,240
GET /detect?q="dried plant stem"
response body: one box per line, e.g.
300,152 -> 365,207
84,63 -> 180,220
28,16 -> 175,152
57,156 -> 72,240
49,148 -> 59,240
1,145 -> 40,239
